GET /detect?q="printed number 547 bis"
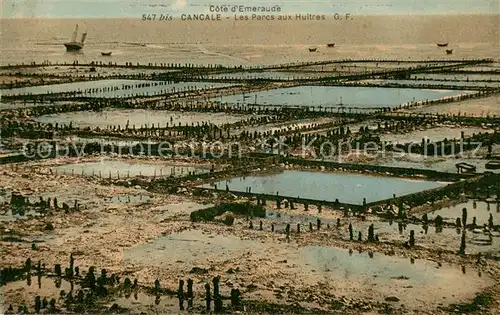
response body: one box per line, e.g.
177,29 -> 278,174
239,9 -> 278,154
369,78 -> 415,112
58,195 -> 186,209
142,14 -> 157,21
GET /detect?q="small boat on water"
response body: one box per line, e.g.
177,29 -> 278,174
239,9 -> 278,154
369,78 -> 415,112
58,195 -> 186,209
437,43 -> 449,47
327,43 -> 335,47
101,52 -> 112,56
446,49 -> 453,55
309,47 -> 317,52
485,160 -> 500,170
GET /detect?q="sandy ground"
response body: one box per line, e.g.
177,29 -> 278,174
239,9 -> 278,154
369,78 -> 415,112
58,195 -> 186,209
0,66 -> 174,78
34,109 -> 254,129
1,159 -> 499,314
401,94 -> 500,117
379,126 -> 495,144
1,14 -> 499,313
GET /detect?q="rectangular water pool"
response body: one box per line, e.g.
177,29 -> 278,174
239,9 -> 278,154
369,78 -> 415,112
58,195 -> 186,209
201,170 -> 447,205
1,79 -> 234,98
55,160 -> 210,178
213,86 -> 473,112
35,109 -> 251,128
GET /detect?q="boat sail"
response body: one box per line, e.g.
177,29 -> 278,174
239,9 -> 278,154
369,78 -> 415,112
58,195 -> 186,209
80,32 -> 87,44
71,25 -> 78,42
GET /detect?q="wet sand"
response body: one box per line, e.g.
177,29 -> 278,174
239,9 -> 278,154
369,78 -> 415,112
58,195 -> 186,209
1,15 -> 499,314
405,94 -> 500,116
1,158 -> 499,313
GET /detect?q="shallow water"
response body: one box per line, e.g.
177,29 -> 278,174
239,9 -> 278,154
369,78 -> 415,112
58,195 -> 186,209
1,17 -> 498,67
203,71 -> 334,80
263,208 -> 498,254
0,189 -> 9,205
412,73 -> 500,81
54,160 -> 210,178
59,136 -> 158,147
380,126 -> 493,144
125,229 -> 491,301
1,79 -> 234,98
0,208 -> 44,222
375,156 -> 500,174
214,86 -> 471,111
369,219 -> 499,254
202,170 -> 446,205
0,189 -> 89,222
125,230 -> 265,267
238,117 -> 339,136
299,245 -> 438,283
35,109 -> 250,128
263,211 -> 337,232
112,292 -> 188,314
427,200 -> 499,226
0,102 -> 61,110
300,62 -> 460,73
406,93 -> 500,117
0,190 -> 82,206
367,79 -> 500,88
3,276 -> 77,304
0,65 -> 176,77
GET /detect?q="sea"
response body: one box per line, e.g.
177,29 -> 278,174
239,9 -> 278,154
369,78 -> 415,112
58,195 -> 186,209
0,15 -> 499,66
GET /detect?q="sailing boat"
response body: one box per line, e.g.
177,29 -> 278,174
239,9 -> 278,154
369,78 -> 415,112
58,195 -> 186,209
64,24 -> 87,52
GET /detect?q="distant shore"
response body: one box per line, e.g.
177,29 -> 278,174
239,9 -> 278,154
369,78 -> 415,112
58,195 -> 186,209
2,15 -> 498,45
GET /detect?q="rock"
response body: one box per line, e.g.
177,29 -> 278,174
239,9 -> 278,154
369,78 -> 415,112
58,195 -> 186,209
189,267 -> 208,274
44,222 -> 54,231
385,296 -> 400,302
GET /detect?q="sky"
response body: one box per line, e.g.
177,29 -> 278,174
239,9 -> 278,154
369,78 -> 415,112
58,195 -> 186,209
2,0 -> 499,18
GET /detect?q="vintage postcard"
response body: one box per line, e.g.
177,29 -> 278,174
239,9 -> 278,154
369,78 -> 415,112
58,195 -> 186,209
1,0 -> 499,314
